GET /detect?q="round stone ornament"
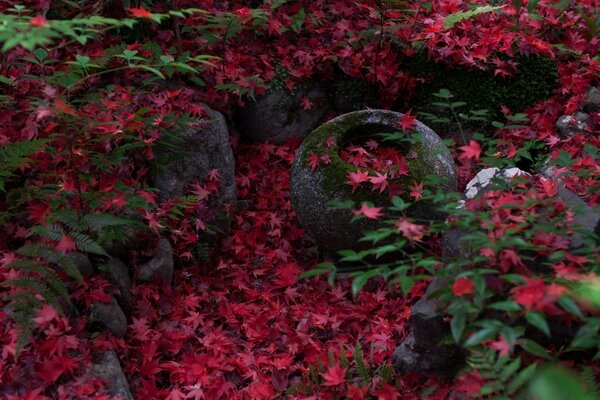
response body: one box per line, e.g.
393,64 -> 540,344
290,109 -> 457,252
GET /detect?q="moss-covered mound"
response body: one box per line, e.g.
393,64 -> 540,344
290,110 -> 457,252
404,52 -> 558,135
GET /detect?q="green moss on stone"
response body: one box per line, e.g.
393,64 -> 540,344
298,114 -> 430,206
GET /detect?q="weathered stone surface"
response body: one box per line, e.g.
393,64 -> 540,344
582,87 -> 600,113
99,211 -> 151,257
556,112 -> 590,137
540,166 -> 600,249
103,257 -> 132,312
90,350 -> 134,400
154,103 -> 236,211
66,252 -> 95,276
290,109 -> 457,252
238,85 -> 329,144
464,167 -> 529,199
393,278 -> 465,378
137,237 -> 174,284
90,298 -> 127,338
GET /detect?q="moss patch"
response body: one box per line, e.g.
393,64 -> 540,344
404,52 -> 558,134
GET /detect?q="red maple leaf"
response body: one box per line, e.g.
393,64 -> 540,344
395,218 -> 425,242
458,140 -> 482,160
409,181 -> 423,199
308,153 -> 320,171
369,172 -> 388,193
322,364 -> 347,386
353,203 -> 383,220
326,136 -> 335,149
345,170 -> 370,192
511,277 -> 545,310
55,234 -> 76,253
301,97 -> 313,110
397,110 -> 417,133
371,382 -> 400,400
129,8 -> 152,18
32,305 -> 59,326
452,278 -> 474,296
30,14 -> 48,28
489,334 -> 513,357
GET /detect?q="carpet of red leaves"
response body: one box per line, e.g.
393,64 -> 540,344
0,141 -> 453,399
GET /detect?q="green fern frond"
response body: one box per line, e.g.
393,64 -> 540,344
83,213 -> 135,230
340,345 -> 349,369
28,224 -> 65,241
16,243 -> 55,257
444,5 -> 505,29
44,268 -> 72,304
354,342 -> 370,382
45,251 -> 83,281
8,259 -> 46,273
53,210 -> 85,232
71,231 -> 108,256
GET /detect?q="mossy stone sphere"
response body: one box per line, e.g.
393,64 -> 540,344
290,110 -> 456,252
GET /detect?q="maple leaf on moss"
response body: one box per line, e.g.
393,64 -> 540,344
346,170 -> 370,192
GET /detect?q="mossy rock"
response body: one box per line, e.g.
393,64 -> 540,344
405,53 -> 558,134
290,110 -> 457,252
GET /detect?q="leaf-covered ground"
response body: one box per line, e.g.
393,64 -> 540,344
1,140 -> 455,399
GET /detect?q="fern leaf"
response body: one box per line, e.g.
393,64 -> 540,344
46,251 -> 83,281
340,345 -> 349,369
71,231 -> 109,256
29,224 -> 65,241
444,5 -> 505,29
507,362 -> 538,395
83,213 -> 136,230
354,342 -> 370,382
44,268 -> 71,304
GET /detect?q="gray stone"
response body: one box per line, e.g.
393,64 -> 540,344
90,350 -> 134,400
66,252 -> 95,276
238,85 -> 329,144
556,112 -> 590,137
90,298 -> 127,338
99,213 -> 150,257
137,237 -> 174,284
582,87 -> 600,113
154,103 -> 236,211
393,277 -> 465,377
540,166 -> 600,249
443,167 -> 529,260
290,110 -> 457,252
102,257 -> 132,312
464,167 -> 529,200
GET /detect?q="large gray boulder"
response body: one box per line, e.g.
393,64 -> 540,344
102,257 -> 132,313
154,103 -> 236,211
89,350 -> 134,400
238,85 -> 329,144
393,277 -> 465,378
90,298 -> 128,338
290,110 -> 456,252
137,237 -> 174,284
